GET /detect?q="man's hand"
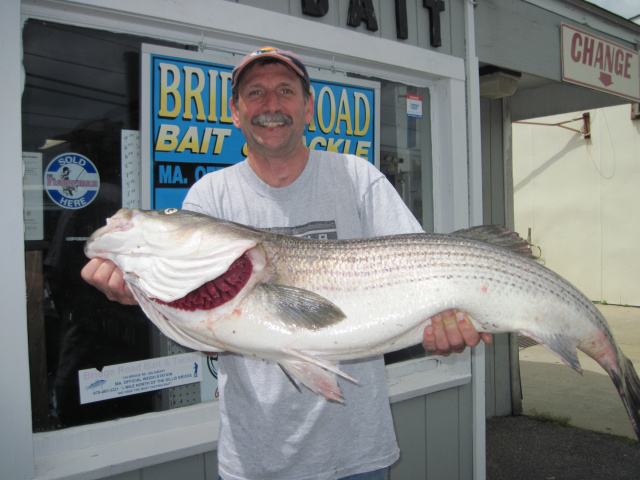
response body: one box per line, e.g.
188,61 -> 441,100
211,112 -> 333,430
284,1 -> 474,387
81,258 -> 138,305
423,309 -> 492,356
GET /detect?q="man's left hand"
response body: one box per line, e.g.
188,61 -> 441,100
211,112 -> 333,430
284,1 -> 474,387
423,309 -> 492,356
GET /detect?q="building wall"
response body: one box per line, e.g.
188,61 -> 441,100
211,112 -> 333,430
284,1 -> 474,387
230,0 -> 468,58
480,96 -> 519,418
97,387 -> 475,480
1,1 -> 35,477
475,0 -> 638,81
476,0 -> 640,421
513,104 -> 640,306
4,1 -> 483,479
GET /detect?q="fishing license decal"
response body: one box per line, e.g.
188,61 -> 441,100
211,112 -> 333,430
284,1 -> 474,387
44,152 -> 100,210
406,94 -> 423,118
78,352 -> 203,404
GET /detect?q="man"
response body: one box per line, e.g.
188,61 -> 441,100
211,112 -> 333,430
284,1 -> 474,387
82,47 -> 491,480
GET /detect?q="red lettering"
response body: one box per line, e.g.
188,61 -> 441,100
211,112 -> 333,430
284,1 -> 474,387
615,50 -> 624,76
624,52 -> 632,79
571,33 -> 582,62
603,45 -> 614,73
582,37 -> 594,66
594,42 -> 603,69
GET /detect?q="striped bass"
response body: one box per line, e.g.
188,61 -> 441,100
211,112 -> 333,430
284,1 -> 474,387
85,208 -> 640,439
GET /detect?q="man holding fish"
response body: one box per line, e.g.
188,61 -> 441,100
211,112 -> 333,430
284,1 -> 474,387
82,47 -> 490,480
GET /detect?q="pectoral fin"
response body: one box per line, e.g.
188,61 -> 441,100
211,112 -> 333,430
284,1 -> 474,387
279,349 -> 358,402
258,283 -> 346,331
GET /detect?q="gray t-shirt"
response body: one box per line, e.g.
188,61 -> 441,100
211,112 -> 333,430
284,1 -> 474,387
183,150 -> 423,480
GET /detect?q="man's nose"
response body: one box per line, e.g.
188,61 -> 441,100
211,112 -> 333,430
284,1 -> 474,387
262,89 -> 280,109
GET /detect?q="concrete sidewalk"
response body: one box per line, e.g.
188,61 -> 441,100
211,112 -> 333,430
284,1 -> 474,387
486,304 -> 640,479
519,303 -> 640,440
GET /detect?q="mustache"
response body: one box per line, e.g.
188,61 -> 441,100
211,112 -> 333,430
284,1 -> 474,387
251,111 -> 293,126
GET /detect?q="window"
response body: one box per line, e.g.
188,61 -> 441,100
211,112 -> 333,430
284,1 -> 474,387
22,20 -> 201,431
23,19 -> 436,433
378,81 -> 433,232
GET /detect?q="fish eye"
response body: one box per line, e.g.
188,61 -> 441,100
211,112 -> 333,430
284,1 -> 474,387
164,208 -> 178,215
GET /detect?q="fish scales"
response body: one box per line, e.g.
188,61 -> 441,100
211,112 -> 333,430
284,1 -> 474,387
270,235 -> 594,344
85,208 -> 640,437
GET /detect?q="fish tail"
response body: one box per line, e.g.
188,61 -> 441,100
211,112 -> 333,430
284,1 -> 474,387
611,351 -> 640,441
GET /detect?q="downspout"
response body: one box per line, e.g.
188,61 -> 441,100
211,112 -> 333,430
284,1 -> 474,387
502,97 -> 523,417
463,0 -> 486,479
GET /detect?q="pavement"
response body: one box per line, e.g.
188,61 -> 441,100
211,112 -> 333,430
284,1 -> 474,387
486,304 -> 640,479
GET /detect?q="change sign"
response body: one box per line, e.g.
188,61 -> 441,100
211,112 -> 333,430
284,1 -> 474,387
561,24 -> 640,102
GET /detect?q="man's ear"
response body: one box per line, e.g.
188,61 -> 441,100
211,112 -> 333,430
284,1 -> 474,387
230,97 -> 242,128
304,94 -> 315,125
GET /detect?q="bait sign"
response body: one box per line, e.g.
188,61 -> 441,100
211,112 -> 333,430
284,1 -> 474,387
142,45 -> 379,209
44,153 -> 100,210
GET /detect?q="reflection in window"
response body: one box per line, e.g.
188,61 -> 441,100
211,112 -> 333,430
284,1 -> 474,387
22,20 -> 200,431
378,82 -> 433,231
22,20 -> 434,431
377,81 -> 434,364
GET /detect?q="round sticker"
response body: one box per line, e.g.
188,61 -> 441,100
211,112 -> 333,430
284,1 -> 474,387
44,153 -> 100,210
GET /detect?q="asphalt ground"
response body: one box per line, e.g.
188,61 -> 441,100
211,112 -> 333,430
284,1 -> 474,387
486,415 -> 640,480
486,304 -> 640,479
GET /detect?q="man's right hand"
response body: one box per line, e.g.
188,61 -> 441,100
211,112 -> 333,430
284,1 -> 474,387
81,258 -> 138,305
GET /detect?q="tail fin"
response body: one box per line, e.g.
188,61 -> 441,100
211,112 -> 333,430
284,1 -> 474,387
611,352 -> 640,441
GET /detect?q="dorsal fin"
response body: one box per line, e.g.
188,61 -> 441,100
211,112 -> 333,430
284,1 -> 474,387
451,225 -> 534,258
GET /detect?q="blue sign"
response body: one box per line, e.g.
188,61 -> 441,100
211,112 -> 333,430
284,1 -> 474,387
146,51 -> 377,209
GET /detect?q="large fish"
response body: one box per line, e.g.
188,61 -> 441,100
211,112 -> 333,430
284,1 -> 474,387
85,208 -> 640,439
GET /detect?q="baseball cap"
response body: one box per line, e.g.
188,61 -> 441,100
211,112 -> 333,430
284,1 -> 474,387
231,47 -> 311,91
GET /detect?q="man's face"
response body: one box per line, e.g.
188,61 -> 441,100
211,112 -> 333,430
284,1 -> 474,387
230,61 -> 314,159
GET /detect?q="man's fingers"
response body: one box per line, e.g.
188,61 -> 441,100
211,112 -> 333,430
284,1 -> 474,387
81,258 -> 137,305
455,311 -> 481,348
425,310 -> 457,357
442,310 -> 466,354
423,310 -> 492,356
80,257 -> 104,285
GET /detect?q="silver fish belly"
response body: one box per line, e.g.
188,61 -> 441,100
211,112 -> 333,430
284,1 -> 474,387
85,208 -> 640,439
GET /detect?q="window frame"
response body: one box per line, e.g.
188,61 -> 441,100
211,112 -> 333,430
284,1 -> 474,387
6,1 -> 478,478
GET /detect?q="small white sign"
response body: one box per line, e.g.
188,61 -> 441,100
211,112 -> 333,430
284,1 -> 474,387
562,23 -> 640,102
121,130 -> 141,209
407,94 -> 423,118
23,152 -> 44,241
78,352 -> 203,404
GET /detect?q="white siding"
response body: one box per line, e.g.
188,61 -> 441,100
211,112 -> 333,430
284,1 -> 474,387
513,104 -> 640,306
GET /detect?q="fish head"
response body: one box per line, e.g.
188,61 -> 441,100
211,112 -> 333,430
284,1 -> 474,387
85,208 -> 267,302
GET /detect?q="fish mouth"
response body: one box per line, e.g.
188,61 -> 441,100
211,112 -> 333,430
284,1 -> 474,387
154,252 -> 253,311
84,208 -> 139,257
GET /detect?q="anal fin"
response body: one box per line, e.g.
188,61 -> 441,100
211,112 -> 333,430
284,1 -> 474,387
521,330 -> 583,374
279,349 -> 358,402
